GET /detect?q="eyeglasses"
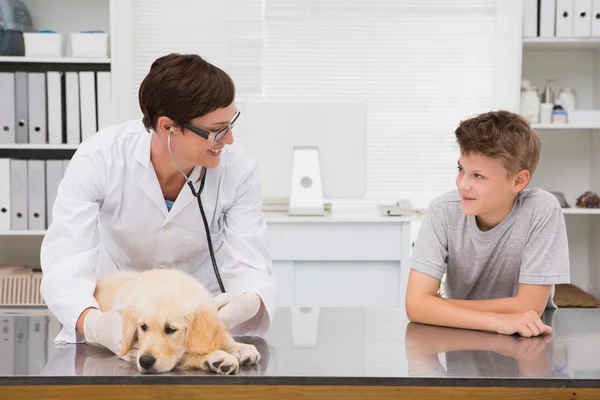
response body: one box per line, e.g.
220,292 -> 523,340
179,109 -> 241,142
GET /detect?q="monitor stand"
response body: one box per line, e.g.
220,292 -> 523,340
288,146 -> 325,216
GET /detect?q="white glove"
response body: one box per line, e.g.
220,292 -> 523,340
83,308 -> 137,360
214,292 -> 261,330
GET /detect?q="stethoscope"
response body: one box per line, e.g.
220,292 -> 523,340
167,128 -> 226,294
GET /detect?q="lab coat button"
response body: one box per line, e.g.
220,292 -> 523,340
162,224 -> 171,231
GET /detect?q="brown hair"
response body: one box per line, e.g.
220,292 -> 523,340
454,110 -> 541,177
138,53 -> 235,131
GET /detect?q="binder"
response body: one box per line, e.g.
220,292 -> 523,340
574,0 -> 592,36
27,316 -> 49,375
65,72 -> 81,145
45,160 -> 63,228
0,316 -> 15,375
47,72 -> 63,145
540,0 -> 557,37
28,72 -> 47,144
14,316 -> 28,375
96,71 -> 112,130
523,0 -> 539,37
14,72 -> 28,143
0,72 -> 16,144
593,0 -> 600,36
10,159 -> 28,230
62,159 -> 70,176
556,0 -> 575,37
0,158 -> 10,230
79,71 -> 97,141
27,159 -> 46,230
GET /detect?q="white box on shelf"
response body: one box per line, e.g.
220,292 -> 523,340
567,110 -> 600,125
540,0 -> 557,37
523,0 -> 539,37
69,32 -> 109,58
23,32 -> 63,58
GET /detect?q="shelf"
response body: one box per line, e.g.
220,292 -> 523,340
523,38 -> 600,50
0,56 -> 110,64
532,124 -> 600,130
562,208 -> 600,215
0,144 -> 79,150
0,231 -> 46,236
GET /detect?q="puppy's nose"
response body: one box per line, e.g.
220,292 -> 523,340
139,354 -> 156,370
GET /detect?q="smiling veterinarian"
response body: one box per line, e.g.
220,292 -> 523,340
39,53 -> 277,356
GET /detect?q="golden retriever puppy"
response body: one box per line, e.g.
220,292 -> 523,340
93,268 -> 261,374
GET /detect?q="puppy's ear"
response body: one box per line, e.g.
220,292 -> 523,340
185,309 -> 225,356
119,309 -> 138,358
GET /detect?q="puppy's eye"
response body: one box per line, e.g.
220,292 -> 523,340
165,326 -> 177,335
140,324 -> 147,332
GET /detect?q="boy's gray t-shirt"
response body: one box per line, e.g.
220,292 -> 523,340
410,188 -> 570,308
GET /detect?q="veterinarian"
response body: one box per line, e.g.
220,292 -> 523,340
39,53 -> 277,356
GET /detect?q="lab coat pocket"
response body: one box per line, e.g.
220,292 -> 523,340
180,220 -> 225,263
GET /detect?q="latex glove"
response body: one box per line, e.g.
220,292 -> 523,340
83,308 -> 131,358
214,292 -> 261,330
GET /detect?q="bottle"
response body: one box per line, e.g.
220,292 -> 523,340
520,80 -> 540,123
552,102 -> 568,124
540,79 -> 555,124
557,88 -> 576,114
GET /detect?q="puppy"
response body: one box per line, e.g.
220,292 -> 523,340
93,268 -> 261,374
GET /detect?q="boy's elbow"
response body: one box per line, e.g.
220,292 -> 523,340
405,294 -> 426,323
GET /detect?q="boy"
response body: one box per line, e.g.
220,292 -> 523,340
406,110 -> 570,337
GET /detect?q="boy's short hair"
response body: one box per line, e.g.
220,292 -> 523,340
138,53 -> 235,131
454,110 -> 541,178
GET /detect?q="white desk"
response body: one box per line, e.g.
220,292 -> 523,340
263,211 -> 416,311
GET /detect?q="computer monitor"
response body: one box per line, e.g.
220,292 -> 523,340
244,98 -> 367,216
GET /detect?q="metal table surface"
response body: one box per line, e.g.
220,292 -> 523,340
0,306 -> 599,398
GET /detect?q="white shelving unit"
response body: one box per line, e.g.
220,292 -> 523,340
522,36 -> 600,298
0,0 -> 113,270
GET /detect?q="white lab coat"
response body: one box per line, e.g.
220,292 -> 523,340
40,119 -> 277,344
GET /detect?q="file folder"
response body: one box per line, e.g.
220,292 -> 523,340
65,72 -> 81,145
14,72 -> 28,143
574,0 -> 592,37
0,158 -> 10,230
79,71 -> 97,141
96,71 -> 112,130
28,73 -> 47,144
47,72 -> 63,145
45,160 -> 63,228
10,159 -> 28,230
0,72 -> 16,144
27,159 -> 46,230
556,0 -> 575,37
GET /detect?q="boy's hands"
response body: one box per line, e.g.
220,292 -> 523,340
492,310 -> 552,337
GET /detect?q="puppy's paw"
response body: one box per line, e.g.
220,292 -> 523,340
229,343 -> 261,366
201,350 -> 239,375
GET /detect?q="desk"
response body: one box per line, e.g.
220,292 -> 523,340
263,211 -> 415,310
0,307 -> 599,399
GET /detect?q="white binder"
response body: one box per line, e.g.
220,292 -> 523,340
45,159 -> 63,228
10,159 -> 28,230
523,0 -> 539,37
574,0 -> 592,36
96,71 -> 112,130
0,72 -> 16,144
62,159 -> 70,175
0,316 -> 15,375
14,72 -> 28,143
79,71 -> 97,141
0,158 -> 10,230
28,72 -> 47,144
540,0 -> 557,37
593,0 -> 600,36
27,159 -> 46,230
556,0 -> 575,37
47,72 -> 64,145
27,316 -> 49,375
14,316 -> 28,375
65,72 -> 81,145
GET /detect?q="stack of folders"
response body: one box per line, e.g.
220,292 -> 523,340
0,71 -> 112,145
0,158 -> 69,231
